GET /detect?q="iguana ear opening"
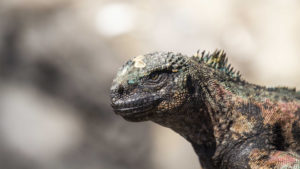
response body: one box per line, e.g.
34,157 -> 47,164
186,75 -> 195,95
186,74 -> 202,100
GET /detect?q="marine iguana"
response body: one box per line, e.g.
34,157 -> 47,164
110,50 -> 300,169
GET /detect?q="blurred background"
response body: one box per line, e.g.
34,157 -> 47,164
0,0 -> 300,169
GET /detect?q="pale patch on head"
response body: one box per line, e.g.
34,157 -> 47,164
120,65 -> 129,76
133,55 -> 146,68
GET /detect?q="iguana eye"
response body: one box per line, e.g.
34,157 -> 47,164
144,71 -> 169,86
150,73 -> 159,81
143,69 -> 173,87
147,72 -> 162,82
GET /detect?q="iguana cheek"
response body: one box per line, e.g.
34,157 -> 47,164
157,91 -> 188,112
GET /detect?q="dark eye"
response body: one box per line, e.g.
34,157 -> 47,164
144,71 -> 169,86
149,73 -> 160,81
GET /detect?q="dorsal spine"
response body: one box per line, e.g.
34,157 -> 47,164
193,49 -> 241,79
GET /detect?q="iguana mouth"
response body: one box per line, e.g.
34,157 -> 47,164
111,96 -> 162,119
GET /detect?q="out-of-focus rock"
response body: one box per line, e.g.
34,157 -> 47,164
0,1 -> 152,169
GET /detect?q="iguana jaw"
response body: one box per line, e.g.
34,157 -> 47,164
111,93 -> 162,121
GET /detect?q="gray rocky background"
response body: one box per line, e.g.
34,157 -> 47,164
0,0 -> 299,169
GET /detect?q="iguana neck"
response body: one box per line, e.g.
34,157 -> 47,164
149,64 -> 241,168
151,103 -> 217,168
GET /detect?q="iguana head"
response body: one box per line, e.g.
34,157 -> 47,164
110,52 -> 192,122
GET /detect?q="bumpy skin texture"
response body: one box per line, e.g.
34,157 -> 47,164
110,50 -> 300,169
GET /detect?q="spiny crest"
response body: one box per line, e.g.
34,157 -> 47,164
193,49 -> 241,79
268,87 -> 300,99
267,87 -> 298,95
296,91 -> 300,99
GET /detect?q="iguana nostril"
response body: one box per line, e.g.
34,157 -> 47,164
117,84 -> 125,95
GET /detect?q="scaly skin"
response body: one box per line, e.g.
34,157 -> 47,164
110,50 -> 300,169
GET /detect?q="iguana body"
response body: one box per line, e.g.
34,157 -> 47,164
110,50 -> 300,169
